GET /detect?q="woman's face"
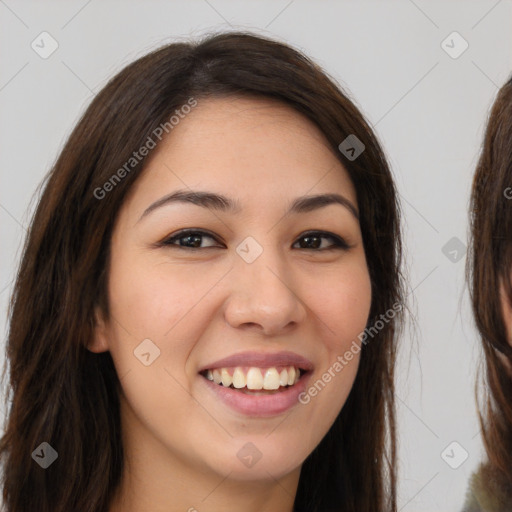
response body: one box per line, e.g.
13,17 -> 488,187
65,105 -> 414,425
91,96 -> 372,484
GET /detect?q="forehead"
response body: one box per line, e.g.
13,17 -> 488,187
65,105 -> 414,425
125,96 -> 357,216
161,95 -> 337,165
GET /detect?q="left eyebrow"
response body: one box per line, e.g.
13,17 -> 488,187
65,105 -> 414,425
137,189 -> 359,222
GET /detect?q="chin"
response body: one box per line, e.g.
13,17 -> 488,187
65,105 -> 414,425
204,439 -> 306,482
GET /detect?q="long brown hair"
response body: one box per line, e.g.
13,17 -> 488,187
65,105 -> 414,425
467,76 -> 512,486
0,31 -> 404,512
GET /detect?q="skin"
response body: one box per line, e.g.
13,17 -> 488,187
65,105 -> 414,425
89,96 -> 372,512
499,280 -> 512,371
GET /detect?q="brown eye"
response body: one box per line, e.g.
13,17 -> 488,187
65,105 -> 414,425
161,230 -> 221,249
293,231 -> 351,251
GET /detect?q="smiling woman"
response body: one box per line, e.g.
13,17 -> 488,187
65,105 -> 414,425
0,31 -> 405,512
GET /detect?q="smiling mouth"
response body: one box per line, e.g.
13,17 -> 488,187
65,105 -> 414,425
199,365 -> 308,394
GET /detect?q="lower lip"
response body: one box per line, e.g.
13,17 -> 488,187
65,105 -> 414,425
200,372 -> 311,417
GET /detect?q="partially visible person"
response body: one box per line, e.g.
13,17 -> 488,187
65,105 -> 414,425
464,75 -> 512,511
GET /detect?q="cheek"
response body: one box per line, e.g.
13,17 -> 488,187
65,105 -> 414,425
296,261 -> 371,419
107,251 -> 222,340
104,255 -> 207,434
104,252 -> 234,403
310,262 -> 372,351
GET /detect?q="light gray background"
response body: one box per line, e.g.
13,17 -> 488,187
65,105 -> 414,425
1,1 -> 511,510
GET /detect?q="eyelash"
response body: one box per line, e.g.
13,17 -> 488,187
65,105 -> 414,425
158,229 -> 352,252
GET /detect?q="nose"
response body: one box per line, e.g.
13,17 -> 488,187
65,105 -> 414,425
223,245 -> 307,336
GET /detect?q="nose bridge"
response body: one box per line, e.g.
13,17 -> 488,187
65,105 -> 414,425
224,236 -> 306,333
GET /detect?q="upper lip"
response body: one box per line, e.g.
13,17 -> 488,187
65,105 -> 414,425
198,350 -> 314,373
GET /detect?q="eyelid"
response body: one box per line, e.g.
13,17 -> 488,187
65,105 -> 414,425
156,229 -> 221,249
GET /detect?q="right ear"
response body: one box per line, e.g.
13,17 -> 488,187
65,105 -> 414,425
86,306 -> 110,353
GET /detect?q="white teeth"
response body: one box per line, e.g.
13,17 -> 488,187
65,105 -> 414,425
263,368 -> 280,390
287,367 -> 296,386
246,367 -> 263,390
232,368 -> 245,389
221,368 -> 232,387
204,365 -> 302,390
